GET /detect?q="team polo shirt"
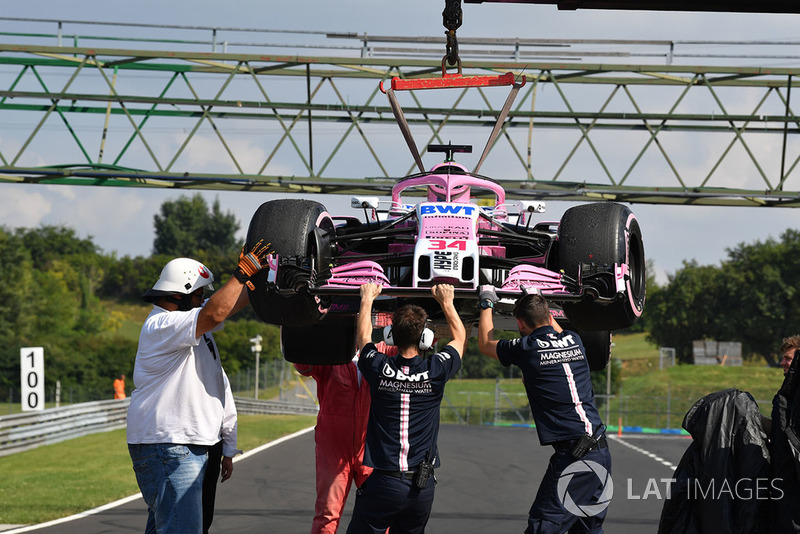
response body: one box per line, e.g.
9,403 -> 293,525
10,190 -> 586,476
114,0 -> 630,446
358,343 -> 461,472
496,326 -> 602,445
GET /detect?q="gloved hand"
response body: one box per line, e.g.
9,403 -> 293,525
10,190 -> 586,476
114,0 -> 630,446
235,239 -> 272,289
479,285 -> 498,309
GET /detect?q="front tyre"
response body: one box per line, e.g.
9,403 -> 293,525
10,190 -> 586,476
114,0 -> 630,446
558,202 -> 646,331
245,199 -> 335,327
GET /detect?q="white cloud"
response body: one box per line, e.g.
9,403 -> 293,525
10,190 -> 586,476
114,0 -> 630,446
0,185 -> 53,227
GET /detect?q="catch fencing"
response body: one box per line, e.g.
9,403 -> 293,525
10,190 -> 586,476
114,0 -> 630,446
0,359 -> 299,409
438,381 -> 771,433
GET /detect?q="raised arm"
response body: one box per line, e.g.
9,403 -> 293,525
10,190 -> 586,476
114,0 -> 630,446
196,277 -> 248,338
477,285 -> 499,360
356,283 -> 382,352
196,240 -> 272,338
431,284 -> 466,358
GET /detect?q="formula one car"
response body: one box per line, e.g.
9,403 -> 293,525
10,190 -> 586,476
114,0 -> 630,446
244,143 -> 645,369
245,69 -> 645,369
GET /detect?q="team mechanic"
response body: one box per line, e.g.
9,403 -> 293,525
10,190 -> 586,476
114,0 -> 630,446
346,282 -> 466,534
126,241 -> 271,533
477,288 -> 612,534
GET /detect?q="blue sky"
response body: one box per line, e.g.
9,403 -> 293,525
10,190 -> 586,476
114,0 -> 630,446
2,1 -> 800,284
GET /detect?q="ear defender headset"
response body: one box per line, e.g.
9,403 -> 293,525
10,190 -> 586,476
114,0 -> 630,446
383,325 -> 435,351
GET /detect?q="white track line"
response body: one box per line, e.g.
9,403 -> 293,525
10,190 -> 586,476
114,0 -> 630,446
608,434 -> 679,472
3,426 -> 315,534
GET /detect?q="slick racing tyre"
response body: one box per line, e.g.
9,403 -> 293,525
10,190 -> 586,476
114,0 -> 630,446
557,202 -> 646,331
280,316 -> 356,365
555,314 -> 611,371
579,330 -> 612,372
246,199 -> 335,327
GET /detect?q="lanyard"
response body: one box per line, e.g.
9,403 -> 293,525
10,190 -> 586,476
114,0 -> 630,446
203,334 -> 217,360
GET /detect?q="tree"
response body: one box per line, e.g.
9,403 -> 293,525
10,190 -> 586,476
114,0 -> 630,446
723,229 -> 800,362
646,229 -> 800,364
213,320 -> 281,376
99,254 -> 173,300
0,228 -> 35,392
646,260 -> 733,363
16,225 -> 98,270
152,194 -> 240,258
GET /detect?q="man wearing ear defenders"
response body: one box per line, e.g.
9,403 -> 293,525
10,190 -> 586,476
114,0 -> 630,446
477,287 -> 610,534
346,283 -> 466,534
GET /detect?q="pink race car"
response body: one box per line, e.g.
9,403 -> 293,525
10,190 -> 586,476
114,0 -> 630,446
244,144 -> 646,369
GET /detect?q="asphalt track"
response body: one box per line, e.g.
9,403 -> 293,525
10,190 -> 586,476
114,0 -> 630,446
14,425 -> 691,534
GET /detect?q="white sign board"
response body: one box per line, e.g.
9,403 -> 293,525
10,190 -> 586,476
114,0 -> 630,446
20,347 -> 44,411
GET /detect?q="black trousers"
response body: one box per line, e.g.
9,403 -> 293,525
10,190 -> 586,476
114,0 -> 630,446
346,470 -> 436,534
202,440 -> 224,534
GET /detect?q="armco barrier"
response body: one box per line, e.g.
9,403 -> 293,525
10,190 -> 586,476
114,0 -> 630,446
233,397 -> 319,416
0,399 -> 130,457
0,397 -> 318,457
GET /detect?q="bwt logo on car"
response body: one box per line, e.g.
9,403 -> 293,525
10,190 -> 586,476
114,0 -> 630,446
536,334 -> 577,349
420,205 -> 477,215
382,364 -> 430,382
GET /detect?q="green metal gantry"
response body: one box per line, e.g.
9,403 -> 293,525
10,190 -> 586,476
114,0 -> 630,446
2,43 -> 800,207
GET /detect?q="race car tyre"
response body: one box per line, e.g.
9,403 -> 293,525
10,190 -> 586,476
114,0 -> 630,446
245,198 -> 335,326
555,315 -> 611,371
579,330 -> 612,372
280,316 -> 356,365
557,202 -> 646,331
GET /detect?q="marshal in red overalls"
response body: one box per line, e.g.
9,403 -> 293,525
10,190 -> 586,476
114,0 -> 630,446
294,357 -> 374,534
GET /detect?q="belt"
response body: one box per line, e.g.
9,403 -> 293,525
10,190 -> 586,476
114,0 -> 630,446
552,435 -> 608,451
376,469 -> 417,480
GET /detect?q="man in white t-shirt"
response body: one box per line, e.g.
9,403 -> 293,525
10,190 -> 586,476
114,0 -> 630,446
127,241 -> 270,533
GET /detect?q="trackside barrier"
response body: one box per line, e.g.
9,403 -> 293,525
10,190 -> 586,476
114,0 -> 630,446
0,397 -> 319,457
440,383 -> 772,434
233,398 -> 319,416
0,399 -> 130,457
487,421 -> 691,436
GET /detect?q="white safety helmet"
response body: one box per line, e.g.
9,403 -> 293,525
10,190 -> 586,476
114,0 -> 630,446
142,257 -> 215,303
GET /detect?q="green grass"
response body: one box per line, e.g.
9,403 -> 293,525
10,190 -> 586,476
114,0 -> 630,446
0,414 -> 315,525
619,364 -> 781,407
444,378 -> 530,425
605,358 -> 782,429
611,331 -> 660,360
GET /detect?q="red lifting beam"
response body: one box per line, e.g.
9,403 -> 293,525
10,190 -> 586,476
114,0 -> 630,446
380,72 -> 524,93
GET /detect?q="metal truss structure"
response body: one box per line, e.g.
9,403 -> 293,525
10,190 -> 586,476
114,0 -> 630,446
2,42 -> 800,207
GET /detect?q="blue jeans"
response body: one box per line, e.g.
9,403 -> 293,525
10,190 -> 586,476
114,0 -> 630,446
129,443 -> 208,534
